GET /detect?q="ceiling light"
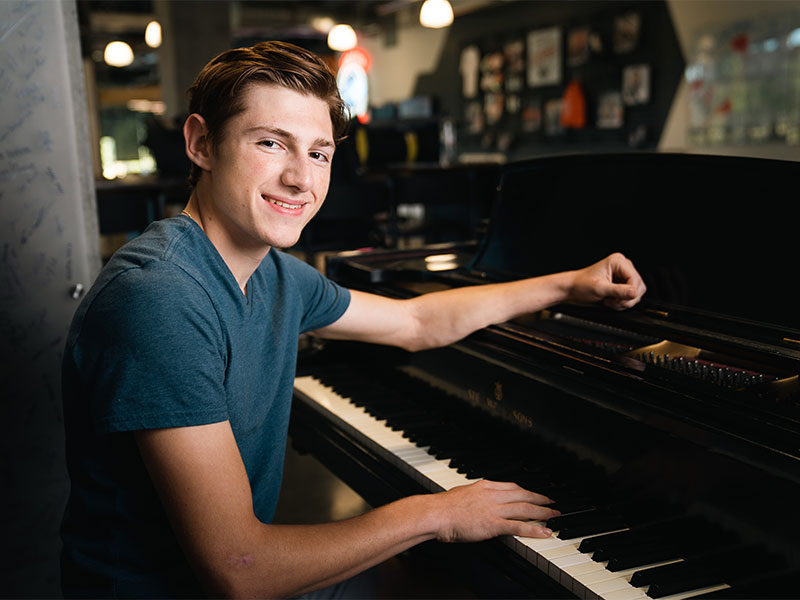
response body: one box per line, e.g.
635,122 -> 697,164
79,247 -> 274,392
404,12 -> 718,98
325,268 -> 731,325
104,41 -> 134,67
145,21 -> 161,48
312,16 -> 335,34
327,23 -> 357,52
419,0 -> 453,28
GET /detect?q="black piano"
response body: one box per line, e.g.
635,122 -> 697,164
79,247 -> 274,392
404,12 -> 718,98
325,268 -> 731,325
290,153 -> 800,599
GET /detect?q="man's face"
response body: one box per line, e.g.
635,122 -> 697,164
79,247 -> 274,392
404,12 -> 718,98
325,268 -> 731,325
202,83 -> 335,251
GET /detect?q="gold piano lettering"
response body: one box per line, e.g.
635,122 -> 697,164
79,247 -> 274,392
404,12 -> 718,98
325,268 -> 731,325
512,409 -> 533,430
493,381 -> 504,401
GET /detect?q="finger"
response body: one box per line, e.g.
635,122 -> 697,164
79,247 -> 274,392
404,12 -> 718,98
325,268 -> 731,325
606,280 -> 647,308
498,501 -> 560,522
608,254 -> 646,292
508,520 -> 553,539
481,480 -> 556,506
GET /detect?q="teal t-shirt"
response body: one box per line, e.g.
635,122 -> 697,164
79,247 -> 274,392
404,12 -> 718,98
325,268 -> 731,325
60,216 -> 350,597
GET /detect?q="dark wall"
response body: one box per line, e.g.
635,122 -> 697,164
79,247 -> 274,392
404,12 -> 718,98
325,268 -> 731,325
413,0 -> 685,160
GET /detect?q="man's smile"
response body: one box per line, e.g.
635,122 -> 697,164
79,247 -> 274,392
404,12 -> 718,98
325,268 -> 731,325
263,194 -> 306,211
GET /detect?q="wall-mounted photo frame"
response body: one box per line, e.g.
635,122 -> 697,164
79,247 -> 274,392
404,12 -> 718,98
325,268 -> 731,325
567,27 -> 590,67
465,101 -> 484,134
544,98 -> 564,135
614,12 -> 641,54
622,63 -> 650,105
521,98 -> 542,132
597,91 -> 624,128
527,27 -> 562,88
459,44 -> 480,98
504,39 -> 525,93
484,92 -> 504,125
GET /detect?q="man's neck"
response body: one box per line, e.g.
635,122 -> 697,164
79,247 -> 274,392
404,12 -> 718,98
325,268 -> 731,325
183,191 -> 270,296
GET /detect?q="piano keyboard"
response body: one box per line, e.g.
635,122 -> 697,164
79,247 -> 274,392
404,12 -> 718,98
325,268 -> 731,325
293,375 -> 731,600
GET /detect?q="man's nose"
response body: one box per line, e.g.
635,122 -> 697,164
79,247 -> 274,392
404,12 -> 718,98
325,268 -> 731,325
281,156 -> 313,192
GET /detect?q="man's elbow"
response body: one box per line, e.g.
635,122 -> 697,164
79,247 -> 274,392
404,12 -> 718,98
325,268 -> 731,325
199,552 -> 289,600
398,324 -> 450,353
399,338 -> 428,353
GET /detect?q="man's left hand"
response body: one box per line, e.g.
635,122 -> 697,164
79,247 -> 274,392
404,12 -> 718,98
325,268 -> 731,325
568,252 -> 647,310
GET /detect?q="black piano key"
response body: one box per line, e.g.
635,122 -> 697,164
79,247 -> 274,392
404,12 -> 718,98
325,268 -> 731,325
533,484 -> 590,507
547,496 -> 595,515
579,529 -> 639,553
630,560 -> 697,588
558,517 -> 627,539
589,534 -> 653,561
606,544 -> 679,571
547,510 -> 627,539
646,565 -> 723,598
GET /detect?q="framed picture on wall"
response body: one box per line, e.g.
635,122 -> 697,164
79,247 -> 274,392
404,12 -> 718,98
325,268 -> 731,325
465,101 -> 484,134
527,27 -> 562,88
567,27 -> 590,67
597,91 -> 624,128
504,39 -> 525,93
622,64 -> 650,105
459,44 -> 480,98
484,92 -> 504,125
480,50 -> 504,93
544,98 -> 564,135
522,98 -> 542,132
614,12 -> 641,54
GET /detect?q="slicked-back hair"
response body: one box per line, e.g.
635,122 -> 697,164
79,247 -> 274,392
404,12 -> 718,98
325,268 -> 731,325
186,40 -> 349,188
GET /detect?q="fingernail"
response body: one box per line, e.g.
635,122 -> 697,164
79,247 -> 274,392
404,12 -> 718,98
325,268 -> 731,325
542,528 -> 552,536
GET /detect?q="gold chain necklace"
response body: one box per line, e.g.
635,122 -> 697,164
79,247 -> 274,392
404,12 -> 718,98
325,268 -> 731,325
181,208 -> 192,218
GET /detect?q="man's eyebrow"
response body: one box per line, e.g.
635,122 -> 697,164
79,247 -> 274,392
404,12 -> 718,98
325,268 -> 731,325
246,125 -> 334,148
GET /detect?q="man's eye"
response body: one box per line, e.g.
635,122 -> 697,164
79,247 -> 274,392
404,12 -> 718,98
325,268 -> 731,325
310,152 -> 328,162
260,140 -> 276,148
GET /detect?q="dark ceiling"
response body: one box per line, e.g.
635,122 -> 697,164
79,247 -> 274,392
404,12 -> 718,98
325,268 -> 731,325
78,0 -> 410,88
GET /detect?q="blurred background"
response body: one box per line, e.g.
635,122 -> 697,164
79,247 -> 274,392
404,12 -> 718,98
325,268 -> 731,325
2,0 -> 800,596
77,0 -> 800,262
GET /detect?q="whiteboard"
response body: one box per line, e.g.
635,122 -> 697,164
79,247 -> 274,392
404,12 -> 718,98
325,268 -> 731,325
0,0 -> 100,593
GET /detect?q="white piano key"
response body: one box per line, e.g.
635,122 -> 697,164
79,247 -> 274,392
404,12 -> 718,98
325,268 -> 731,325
582,568 -> 629,585
590,577 -> 641,595
540,544 -> 583,560
551,552 -> 594,569
564,560 -> 609,577
602,587 -> 649,600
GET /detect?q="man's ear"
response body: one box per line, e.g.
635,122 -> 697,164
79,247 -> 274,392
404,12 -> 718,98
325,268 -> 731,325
184,113 -> 213,172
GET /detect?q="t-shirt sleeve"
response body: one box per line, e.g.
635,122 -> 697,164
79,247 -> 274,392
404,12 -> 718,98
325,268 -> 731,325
74,262 -> 230,434
281,252 -> 351,333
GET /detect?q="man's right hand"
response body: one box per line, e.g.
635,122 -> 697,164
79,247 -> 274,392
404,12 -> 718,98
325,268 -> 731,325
429,479 -> 559,543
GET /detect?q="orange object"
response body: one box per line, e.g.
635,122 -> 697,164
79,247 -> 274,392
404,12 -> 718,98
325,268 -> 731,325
560,79 -> 587,129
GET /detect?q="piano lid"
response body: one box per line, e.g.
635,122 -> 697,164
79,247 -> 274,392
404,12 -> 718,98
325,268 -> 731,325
468,153 -> 800,334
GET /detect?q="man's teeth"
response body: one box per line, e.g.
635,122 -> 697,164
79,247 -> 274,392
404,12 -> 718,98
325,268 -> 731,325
267,197 -> 302,210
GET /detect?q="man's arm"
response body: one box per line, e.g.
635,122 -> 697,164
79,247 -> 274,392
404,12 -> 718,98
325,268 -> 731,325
136,421 -> 558,598
316,252 -> 646,351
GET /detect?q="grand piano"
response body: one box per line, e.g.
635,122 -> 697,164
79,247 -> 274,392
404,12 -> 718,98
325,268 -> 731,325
290,153 -> 800,599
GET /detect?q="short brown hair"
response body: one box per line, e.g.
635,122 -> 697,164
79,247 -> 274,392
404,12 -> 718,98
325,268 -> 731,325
186,40 -> 349,188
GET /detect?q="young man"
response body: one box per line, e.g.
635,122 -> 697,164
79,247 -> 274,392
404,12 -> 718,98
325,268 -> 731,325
61,41 -> 646,598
